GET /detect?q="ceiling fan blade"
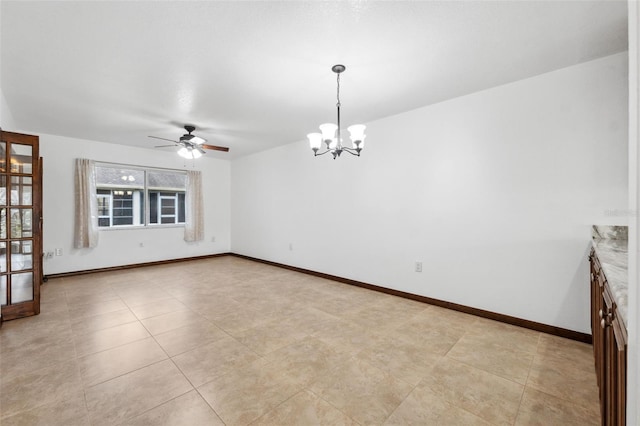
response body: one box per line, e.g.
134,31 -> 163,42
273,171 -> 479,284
148,135 -> 178,143
201,144 -> 229,152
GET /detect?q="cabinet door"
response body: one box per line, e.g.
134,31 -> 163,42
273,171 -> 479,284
612,317 -> 627,426
602,287 -> 615,425
590,250 -> 604,389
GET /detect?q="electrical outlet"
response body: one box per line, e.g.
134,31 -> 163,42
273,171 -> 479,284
211,236 -> 216,242
139,242 -> 144,248
55,248 -> 63,256
415,261 -> 423,272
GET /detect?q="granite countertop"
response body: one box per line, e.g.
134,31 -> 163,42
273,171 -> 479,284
592,225 -> 628,328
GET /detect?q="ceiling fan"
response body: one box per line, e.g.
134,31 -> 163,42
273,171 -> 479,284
148,125 -> 229,159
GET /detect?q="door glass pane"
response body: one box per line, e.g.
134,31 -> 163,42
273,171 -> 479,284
10,208 -> 32,238
0,242 -> 6,273
0,276 -> 6,306
10,144 -> 33,174
10,176 -> 32,206
10,241 -> 32,272
0,175 -> 6,206
10,272 -> 33,303
0,208 -> 5,239
0,142 -> 6,172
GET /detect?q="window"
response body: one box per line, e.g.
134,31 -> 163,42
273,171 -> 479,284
149,192 -> 184,224
97,190 -> 111,227
95,164 -> 186,228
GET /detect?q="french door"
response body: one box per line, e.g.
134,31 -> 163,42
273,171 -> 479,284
0,130 -> 42,321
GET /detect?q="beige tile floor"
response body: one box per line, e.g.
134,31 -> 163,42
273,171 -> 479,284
0,256 -> 600,425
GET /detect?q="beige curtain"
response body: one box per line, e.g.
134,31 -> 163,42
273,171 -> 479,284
74,158 -> 99,248
184,170 -> 204,242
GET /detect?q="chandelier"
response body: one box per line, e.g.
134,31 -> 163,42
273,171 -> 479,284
307,65 -> 366,159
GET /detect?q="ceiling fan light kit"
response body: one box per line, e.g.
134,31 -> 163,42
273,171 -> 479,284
178,146 -> 203,159
307,64 -> 366,159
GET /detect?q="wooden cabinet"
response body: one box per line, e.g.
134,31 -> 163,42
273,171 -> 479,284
590,248 -> 627,425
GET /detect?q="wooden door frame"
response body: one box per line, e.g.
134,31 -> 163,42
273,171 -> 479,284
0,130 -> 42,321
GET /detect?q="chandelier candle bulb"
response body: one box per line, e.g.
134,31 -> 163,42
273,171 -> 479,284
347,124 -> 366,150
307,64 -> 366,159
319,123 -> 338,145
308,133 -> 322,152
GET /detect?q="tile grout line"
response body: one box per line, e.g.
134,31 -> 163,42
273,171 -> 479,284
512,332 -> 542,425
306,388 -> 364,426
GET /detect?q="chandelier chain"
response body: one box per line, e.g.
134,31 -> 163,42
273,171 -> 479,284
336,73 -> 341,108
336,72 -> 342,143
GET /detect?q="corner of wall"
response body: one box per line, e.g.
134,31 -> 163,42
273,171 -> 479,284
0,86 -> 17,130
626,0 -> 639,423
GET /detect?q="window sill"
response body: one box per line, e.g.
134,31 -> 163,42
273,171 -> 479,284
99,224 -> 186,231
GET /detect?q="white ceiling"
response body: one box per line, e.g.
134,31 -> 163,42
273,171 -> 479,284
0,1 -> 628,159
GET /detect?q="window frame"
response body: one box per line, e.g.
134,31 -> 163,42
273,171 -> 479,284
95,162 -> 187,230
159,192 -> 178,224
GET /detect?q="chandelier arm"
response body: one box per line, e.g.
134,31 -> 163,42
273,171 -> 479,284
340,147 -> 361,156
313,149 -> 334,157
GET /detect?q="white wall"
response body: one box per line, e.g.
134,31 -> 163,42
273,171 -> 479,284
627,0 -> 638,422
231,53 -> 629,334
39,134 -> 230,275
0,4 -> 13,130
0,87 -> 16,130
